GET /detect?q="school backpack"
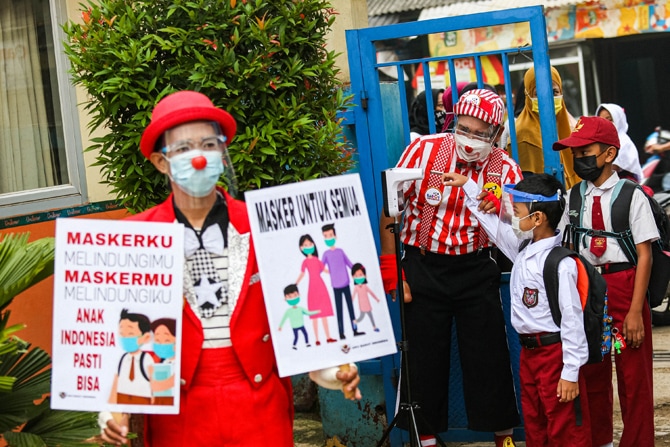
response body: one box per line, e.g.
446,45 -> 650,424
543,246 -> 611,364
566,179 -> 670,308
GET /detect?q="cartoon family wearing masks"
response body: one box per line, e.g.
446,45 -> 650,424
278,223 -> 381,350
108,309 -> 177,406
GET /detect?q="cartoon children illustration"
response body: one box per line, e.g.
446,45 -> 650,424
295,234 -> 337,345
109,309 -> 155,405
321,223 -> 364,339
278,284 -> 320,350
351,263 -> 381,333
148,318 -> 176,406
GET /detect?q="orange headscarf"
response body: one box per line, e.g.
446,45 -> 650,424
514,66 -> 579,189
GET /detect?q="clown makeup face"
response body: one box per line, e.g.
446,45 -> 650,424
453,115 -> 499,162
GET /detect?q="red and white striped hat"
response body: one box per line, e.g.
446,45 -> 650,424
453,88 -> 504,126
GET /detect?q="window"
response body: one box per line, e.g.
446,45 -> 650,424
0,0 -> 86,217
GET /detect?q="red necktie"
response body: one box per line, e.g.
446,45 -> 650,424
129,357 -> 135,381
590,195 -> 607,257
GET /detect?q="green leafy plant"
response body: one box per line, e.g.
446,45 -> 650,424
63,0 -> 354,213
0,234 -> 98,446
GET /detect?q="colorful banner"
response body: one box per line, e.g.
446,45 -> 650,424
414,56 -> 505,92
428,22 -> 532,58
427,1 -> 670,56
417,1 -> 670,91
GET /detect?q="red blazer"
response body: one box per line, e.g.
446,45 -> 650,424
127,189 -> 292,401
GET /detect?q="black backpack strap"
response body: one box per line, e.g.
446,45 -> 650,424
609,179 -> 639,265
139,351 -> 150,382
519,239 -> 531,251
567,182 -> 586,227
610,179 -> 633,232
567,182 -> 588,251
562,223 -> 574,249
118,352 -> 127,375
543,246 -> 572,328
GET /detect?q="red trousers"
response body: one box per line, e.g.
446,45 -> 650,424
582,267 -> 655,447
520,343 -> 591,446
144,347 -> 293,446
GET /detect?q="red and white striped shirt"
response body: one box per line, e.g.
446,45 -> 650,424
397,133 -> 522,255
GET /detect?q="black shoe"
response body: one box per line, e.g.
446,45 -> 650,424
353,331 -> 366,336
340,333 -> 346,340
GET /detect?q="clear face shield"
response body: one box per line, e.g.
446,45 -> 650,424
162,121 -> 239,199
211,121 -> 239,198
219,146 -> 239,198
500,184 -> 561,240
452,117 -> 500,162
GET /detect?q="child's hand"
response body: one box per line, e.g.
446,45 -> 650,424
623,309 -> 645,348
476,190 -> 500,214
556,379 -> 579,403
441,172 -> 468,187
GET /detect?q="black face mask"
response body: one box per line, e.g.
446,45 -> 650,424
435,110 -> 447,132
573,154 -> 605,181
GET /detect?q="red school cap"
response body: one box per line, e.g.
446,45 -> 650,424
552,115 -> 620,151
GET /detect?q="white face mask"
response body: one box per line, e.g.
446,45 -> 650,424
511,212 -> 536,240
166,149 -> 224,198
454,132 -> 493,162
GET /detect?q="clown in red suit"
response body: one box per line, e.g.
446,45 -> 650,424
99,91 -> 361,446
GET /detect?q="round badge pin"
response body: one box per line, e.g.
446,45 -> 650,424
425,187 -> 442,206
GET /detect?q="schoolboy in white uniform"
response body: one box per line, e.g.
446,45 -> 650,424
555,116 -> 658,447
441,172 -> 592,446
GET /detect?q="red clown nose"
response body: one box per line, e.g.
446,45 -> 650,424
191,155 -> 207,170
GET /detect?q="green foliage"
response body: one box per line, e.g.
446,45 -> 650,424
0,234 -> 98,446
63,0 -> 354,213
0,234 -> 55,311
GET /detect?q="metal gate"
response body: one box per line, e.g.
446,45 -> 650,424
344,5 -> 560,445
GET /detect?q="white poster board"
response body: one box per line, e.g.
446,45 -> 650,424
245,174 -> 397,377
51,218 -> 184,414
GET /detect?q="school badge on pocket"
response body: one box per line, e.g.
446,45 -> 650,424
522,287 -> 539,308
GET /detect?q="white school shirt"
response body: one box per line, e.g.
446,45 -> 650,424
116,351 -> 154,398
462,179 -> 588,381
559,172 -> 659,265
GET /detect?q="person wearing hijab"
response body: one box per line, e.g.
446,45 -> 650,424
409,88 -> 445,140
440,81 -> 469,132
513,66 -> 580,189
596,103 -> 643,182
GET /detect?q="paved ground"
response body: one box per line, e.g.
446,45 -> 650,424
294,323 -> 670,447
